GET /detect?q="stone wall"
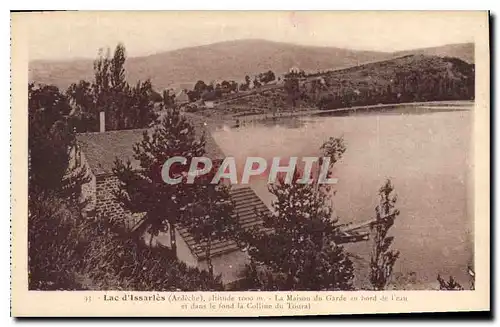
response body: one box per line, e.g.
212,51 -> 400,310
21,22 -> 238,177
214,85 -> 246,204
68,145 -> 96,214
95,175 -> 144,229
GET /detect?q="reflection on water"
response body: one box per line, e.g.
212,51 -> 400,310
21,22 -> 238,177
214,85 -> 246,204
225,116 -> 307,130
316,106 -> 470,117
228,104 -> 472,131
257,117 -> 306,129
213,105 -> 473,289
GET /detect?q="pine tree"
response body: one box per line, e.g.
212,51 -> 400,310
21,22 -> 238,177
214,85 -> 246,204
240,172 -> 354,290
369,179 -> 400,290
240,137 -> 353,290
113,109 -> 205,255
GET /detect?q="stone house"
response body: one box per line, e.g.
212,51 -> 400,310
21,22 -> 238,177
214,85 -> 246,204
70,113 -> 269,284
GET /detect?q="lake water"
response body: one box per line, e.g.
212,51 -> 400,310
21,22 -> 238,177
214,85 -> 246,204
212,105 -> 474,290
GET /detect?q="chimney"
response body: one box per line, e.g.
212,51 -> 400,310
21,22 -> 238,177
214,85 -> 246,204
99,111 -> 105,133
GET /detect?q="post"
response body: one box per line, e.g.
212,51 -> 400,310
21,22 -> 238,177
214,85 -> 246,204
99,111 -> 105,132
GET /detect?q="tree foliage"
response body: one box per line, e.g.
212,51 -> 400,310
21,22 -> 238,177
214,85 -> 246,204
316,56 -> 474,110
284,75 -> 300,108
28,83 -> 74,195
253,77 -> 262,89
113,108 -> 206,251
28,82 -> 89,289
223,56 -> 474,112
437,275 -> 464,291
240,173 -> 354,290
29,197 -> 224,291
259,70 -> 276,84
162,89 -> 176,108
187,79 -> 239,103
369,179 -> 400,290
321,136 -> 347,166
28,193 -> 84,290
239,138 -> 354,291
80,216 -> 223,291
66,43 -> 158,132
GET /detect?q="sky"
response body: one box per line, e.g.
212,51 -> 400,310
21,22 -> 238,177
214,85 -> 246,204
13,11 -> 485,61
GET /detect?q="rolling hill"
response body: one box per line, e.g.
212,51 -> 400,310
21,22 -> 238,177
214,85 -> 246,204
217,54 -> 475,113
393,43 -> 474,64
29,39 -> 474,92
29,39 -> 390,91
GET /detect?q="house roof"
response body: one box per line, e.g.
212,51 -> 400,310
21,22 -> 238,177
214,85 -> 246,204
76,129 -> 145,176
175,90 -> 189,103
76,114 -> 225,176
177,186 -> 268,260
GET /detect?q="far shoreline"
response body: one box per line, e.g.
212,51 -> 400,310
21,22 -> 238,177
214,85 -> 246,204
186,100 -> 474,130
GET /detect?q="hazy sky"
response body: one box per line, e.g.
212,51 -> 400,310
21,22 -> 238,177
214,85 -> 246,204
15,11 -> 484,61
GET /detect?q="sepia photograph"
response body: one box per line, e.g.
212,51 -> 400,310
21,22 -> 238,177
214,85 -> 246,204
10,10 -> 490,316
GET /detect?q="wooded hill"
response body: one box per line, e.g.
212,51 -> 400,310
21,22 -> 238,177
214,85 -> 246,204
218,54 -> 474,111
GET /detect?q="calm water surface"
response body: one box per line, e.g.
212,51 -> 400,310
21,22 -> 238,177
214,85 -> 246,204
212,106 -> 473,289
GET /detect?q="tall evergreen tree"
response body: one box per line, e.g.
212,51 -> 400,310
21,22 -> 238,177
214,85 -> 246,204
240,137 -> 353,291
240,172 -> 354,290
28,83 -> 89,289
113,109 -> 206,255
369,179 -> 400,290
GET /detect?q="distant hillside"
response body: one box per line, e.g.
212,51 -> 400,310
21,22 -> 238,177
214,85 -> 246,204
29,39 -> 392,91
29,40 -> 475,94
218,54 -> 474,112
394,43 -> 474,64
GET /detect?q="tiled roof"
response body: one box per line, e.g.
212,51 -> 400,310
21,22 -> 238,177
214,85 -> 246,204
177,186 -> 269,260
76,114 -> 224,176
76,129 -> 145,176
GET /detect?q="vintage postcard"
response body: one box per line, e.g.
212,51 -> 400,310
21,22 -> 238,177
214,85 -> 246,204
11,11 -> 490,317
